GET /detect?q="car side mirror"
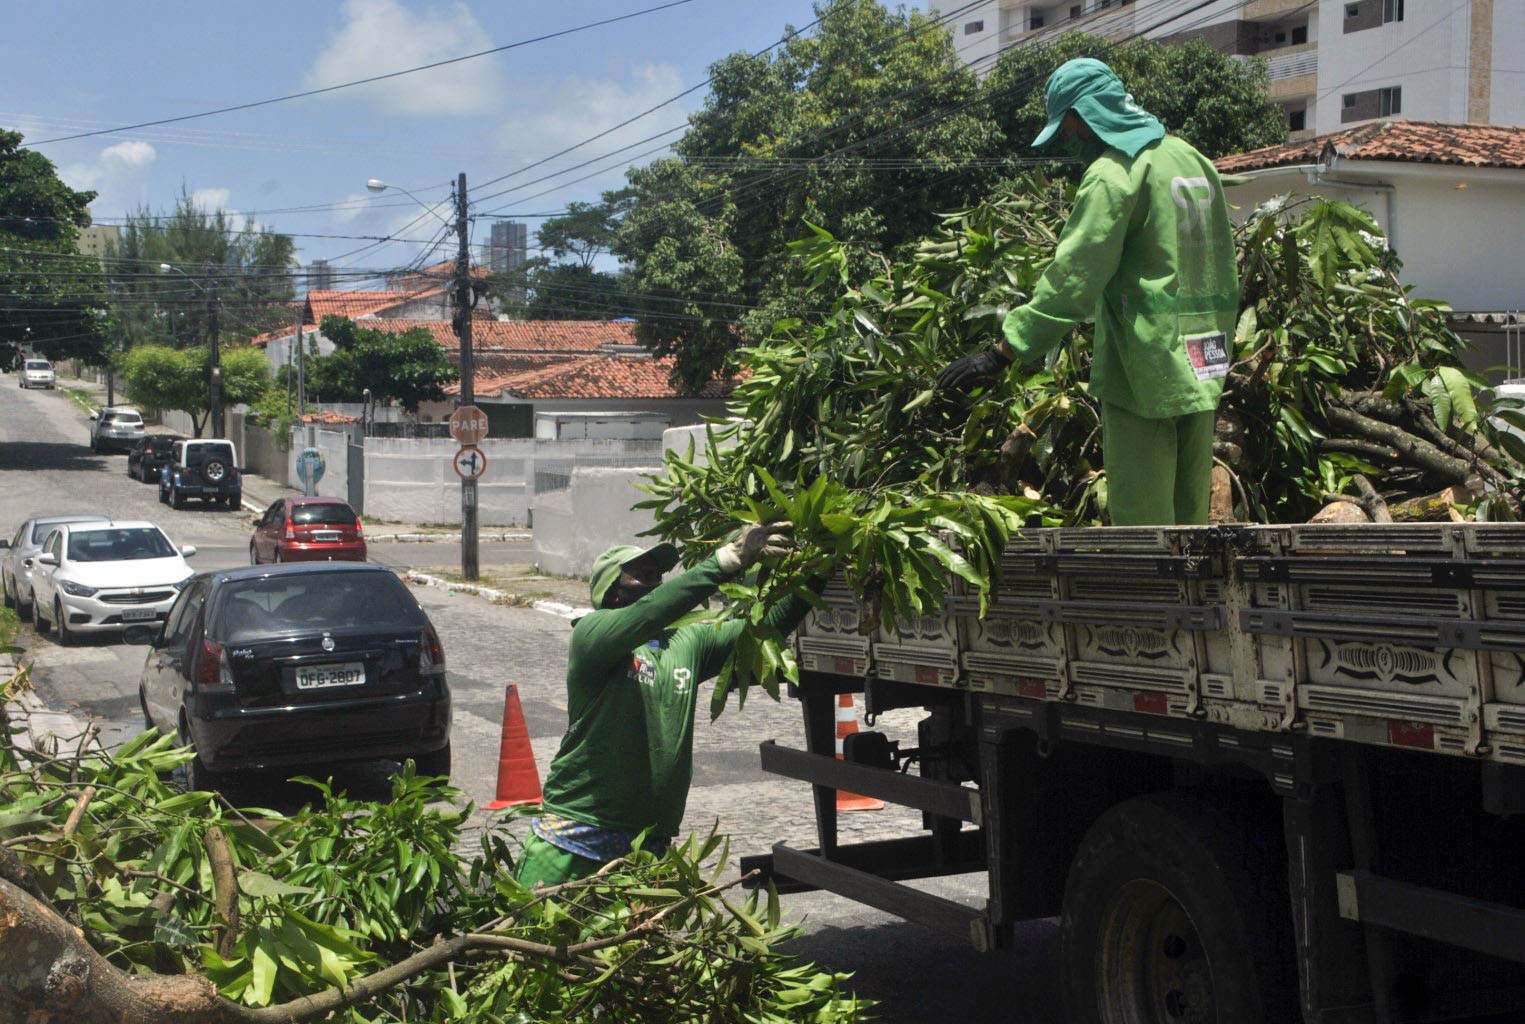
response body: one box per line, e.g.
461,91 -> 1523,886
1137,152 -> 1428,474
88,411 -> 98,420
37,552 -> 58,566
122,625 -> 160,646
181,546 -> 197,558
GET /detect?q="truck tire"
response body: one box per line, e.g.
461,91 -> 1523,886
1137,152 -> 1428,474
1059,793 -> 1295,1024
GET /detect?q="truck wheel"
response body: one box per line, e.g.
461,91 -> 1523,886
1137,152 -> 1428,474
1060,794 -> 1295,1024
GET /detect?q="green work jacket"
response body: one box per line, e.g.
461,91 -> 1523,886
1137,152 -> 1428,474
1004,134 -> 1239,419
540,555 -> 814,839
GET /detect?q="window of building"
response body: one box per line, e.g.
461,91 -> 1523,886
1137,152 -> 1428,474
1288,108 -> 1306,131
1379,86 -> 1401,115
963,19 -> 984,34
1345,3 -> 1360,18
1343,93 -> 1357,109
1070,4 -> 1082,17
1292,24 -> 1308,44
1098,0 -> 1111,7
1383,0 -> 1403,22
1030,12 -> 1045,28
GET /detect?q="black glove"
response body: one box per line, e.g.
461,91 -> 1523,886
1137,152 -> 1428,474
936,345 -> 1013,392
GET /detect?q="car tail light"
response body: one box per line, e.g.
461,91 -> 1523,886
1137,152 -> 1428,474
353,517 -> 363,536
419,626 -> 445,676
284,516 -> 296,541
195,637 -> 236,694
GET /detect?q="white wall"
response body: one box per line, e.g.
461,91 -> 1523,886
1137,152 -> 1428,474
532,467 -> 662,578
1491,4 -> 1525,126
533,411 -> 670,440
1224,166 -> 1525,314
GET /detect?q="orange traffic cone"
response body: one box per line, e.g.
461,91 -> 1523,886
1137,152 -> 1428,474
484,684 -> 543,810
835,693 -> 884,812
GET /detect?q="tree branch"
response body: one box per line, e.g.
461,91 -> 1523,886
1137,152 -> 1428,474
1324,404 -> 1474,483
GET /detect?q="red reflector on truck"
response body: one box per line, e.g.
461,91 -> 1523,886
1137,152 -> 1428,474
1387,720 -> 1435,749
1133,692 -> 1168,715
833,657 -> 856,675
915,665 -> 939,684
1018,678 -> 1046,700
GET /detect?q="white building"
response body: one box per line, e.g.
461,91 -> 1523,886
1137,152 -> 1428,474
1216,120 -> 1525,380
928,1 -> 1522,139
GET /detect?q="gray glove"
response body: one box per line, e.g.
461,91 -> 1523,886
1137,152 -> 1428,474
717,522 -> 794,574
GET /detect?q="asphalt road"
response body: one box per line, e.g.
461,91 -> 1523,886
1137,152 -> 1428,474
0,378 -> 1056,1022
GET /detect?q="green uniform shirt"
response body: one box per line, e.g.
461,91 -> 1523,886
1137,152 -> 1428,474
1004,135 -> 1239,419
540,555 -> 814,839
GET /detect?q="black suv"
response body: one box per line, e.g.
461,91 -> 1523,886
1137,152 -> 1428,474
160,440 -> 242,510
128,434 -> 185,482
129,562 -> 451,791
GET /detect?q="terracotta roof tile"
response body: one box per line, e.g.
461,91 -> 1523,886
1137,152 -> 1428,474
1215,120 -> 1525,174
309,318 -> 637,353
447,351 -> 734,401
300,410 -> 359,425
305,289 -> 446,322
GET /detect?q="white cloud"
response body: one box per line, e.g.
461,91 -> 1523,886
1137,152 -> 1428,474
190,187 -> 233,213
303,0 -> 505,117
60,139 -> 157,190
485,63 -> 688,210
100,140 -> 155,170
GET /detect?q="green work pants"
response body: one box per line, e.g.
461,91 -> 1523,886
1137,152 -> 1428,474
1101,402 -> 1216,526
516,834 -> 604,889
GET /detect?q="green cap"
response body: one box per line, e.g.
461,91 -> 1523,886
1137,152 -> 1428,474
1031,58 -> 1164,158
589,542 -> 680,609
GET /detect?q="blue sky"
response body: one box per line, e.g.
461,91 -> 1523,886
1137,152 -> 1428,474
5,1 -> 928,283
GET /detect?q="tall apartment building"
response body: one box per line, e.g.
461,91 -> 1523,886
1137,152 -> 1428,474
76,224 -> 118,260
929,1 -> 1522,139
307,258 -> 335,292
483,220 -> 528,304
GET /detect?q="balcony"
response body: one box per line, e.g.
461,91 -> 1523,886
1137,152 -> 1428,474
1265,46 -> 1317,80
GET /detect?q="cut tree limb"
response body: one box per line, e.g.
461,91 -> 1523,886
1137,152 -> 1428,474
1324,405 -> 1474,483
205,826 -> 240,959
1352,474 -> 1393,523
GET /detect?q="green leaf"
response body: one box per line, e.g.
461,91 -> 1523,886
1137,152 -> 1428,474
249,943 -> 277,1006
240,870 -> 317,900
1435,366 -> 1477,428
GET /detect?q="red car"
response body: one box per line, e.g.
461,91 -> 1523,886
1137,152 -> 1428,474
250,498 -> 366,564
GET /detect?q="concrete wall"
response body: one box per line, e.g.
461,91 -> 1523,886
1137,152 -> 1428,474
532,466 -> 663,578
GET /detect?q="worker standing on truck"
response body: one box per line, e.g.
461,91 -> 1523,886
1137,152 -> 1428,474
937,58 -> 1239,526
517,523 -> 811,888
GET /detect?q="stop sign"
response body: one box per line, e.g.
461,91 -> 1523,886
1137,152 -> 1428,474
449,404 -> 489,445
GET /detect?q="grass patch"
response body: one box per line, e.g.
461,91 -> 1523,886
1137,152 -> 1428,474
0,607 -> 21,651
60,387 -> 98,416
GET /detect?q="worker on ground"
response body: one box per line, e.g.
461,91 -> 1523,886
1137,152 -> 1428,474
937,58 -> 1239,526
517,523 -> 811,888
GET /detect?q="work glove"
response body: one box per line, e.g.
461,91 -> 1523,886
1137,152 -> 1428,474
936,344 -> 1013,393
717,521 -> 795,574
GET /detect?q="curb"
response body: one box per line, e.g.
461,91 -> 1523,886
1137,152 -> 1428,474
367,531 -> 531,544
402,570 -> 590,621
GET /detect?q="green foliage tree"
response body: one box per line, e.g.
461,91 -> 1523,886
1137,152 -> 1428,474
306,315 -> 457,411
611,4 -> 1287,392
123,344 -> 270,437
983,34 -> 1288,162
107,188 -> 296,352
0,130 -> 108,367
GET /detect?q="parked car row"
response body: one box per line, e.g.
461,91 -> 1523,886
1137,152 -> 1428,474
2,517 -> 196,644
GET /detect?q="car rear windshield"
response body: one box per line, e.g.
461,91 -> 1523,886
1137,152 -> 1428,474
218,572 -> 422,641
189,443 -> 235,461
291,503 -> 358,525
25,360 -> 50,370
106,412 -> 142,424
67,528 -> 176,562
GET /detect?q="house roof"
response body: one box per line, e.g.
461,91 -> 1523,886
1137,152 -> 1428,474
300,410 -> 359,425
305,289 -> 446,322
1215,120 -> 1525,174
280,317 -> 638,353
449,351 -> 734,401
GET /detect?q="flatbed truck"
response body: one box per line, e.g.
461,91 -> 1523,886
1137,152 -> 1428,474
744,522 -> 1525,1023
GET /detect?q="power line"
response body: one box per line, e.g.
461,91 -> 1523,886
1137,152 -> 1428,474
26,0 -> 706,147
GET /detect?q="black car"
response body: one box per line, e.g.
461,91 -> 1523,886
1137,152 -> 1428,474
127,434 -> 185,482
129,562 -> 451,791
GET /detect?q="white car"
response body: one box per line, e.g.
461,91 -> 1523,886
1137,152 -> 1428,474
89,407 -> 146,454
2,513 -> 111,617
20,359 -> 55,389
30,521 -> 197,644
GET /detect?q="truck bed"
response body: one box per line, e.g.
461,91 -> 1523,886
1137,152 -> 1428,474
795,522 -> 1525,766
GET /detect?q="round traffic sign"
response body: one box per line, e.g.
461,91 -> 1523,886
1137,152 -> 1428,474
453,445 -> 487,480
296,447 -> 326,486
449,404 -> 490,445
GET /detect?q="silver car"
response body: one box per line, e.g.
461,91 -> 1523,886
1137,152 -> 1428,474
20,359 -> 55,389
90,407 -> 146,454
2,514 -> 111,617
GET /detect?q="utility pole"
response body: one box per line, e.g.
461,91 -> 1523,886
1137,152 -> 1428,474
454,171 -> 479,580
208,287 -> 223,438
296,319 -> 306,413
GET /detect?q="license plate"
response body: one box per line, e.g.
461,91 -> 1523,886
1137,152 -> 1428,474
312,531 -> 341,542
295,662 -> 366,690
121,608 -> 158,621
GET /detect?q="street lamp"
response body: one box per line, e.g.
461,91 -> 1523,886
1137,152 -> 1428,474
159,263 -> 222,439
366,173 -> 478,578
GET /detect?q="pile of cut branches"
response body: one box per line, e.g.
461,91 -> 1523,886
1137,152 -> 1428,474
640,175 -> 1523,709
0,667 -> 864,1024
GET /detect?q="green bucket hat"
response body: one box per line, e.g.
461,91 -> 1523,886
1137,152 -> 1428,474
1031,58 -> 1164,158
589,542 -> 680,609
